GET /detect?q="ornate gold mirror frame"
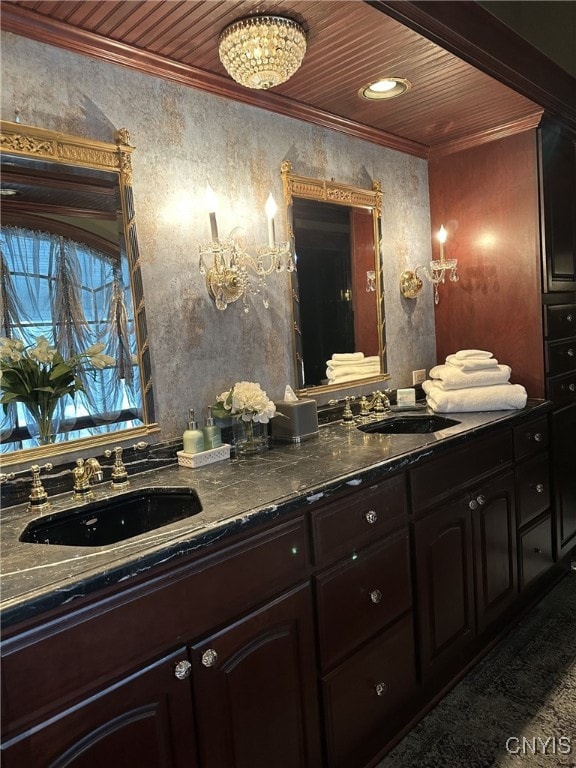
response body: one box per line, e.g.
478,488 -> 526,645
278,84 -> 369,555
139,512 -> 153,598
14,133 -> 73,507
281,160 -> 388,395
0,120 -> 158,466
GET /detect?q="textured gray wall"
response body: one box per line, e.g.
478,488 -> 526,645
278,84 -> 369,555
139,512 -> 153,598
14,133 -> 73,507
1,32 -> 437,442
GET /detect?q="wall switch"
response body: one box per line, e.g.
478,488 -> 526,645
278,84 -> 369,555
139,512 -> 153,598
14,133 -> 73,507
412,369 -> 427,385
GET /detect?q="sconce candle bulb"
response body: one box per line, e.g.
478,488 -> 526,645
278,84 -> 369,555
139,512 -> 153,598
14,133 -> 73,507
265,193 -> 277,247
205,183 -> 219,242
438,224 -> 447,263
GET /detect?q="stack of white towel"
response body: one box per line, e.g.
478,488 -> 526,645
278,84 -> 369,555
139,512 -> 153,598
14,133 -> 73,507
326,352 -> 380,384
422,349 -> 528,413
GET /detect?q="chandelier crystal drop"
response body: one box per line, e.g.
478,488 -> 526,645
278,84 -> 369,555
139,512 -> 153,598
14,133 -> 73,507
219,15 -> 307,90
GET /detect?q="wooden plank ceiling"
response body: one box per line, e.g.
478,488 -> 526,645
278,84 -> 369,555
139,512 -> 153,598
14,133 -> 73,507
1,1 -> 543,157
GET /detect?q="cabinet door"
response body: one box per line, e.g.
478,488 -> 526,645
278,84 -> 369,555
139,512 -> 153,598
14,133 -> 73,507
540,123 -> 576,291
551,402 -> 576,558
413,498 -> 475,682
1,648 -> 198,768
191,583 -> 321,768
472,471 -> 517,633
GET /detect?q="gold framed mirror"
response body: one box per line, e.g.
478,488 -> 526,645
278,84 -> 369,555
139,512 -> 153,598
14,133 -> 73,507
281,161 -> 388,395
0,120 -> 158,466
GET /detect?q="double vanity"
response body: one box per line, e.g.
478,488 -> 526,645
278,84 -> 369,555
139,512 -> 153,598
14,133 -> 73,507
0,400 -> 565,768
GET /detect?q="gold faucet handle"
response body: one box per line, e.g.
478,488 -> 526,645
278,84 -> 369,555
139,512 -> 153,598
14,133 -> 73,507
28,462 -> 53,513
104,446 -> 130,490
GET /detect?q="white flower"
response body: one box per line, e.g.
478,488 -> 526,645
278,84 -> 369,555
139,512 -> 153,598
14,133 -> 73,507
214,381 -> 276,423
28,336 -> 56,364
90,353 -> 116,369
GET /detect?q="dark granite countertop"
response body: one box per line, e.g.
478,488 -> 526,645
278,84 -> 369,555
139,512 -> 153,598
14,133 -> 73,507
0,401 -> 550,630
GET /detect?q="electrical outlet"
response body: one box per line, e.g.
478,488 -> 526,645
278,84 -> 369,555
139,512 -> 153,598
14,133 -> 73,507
412,369 -> 427,385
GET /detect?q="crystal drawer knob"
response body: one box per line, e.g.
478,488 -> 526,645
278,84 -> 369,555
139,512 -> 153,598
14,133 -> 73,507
567,348 -> 575,357
477,494 -> 486,506
536,483 -> 545,493
469,499 -> 478,510
174,660 -> 192,680
201,649 -> 218,668
569,384 -> 576,392
566,314 -> 574,323
369,589 -> 382,604
533,432 -> 543,442
375,682 -> 387,697
365,510 -> 377,524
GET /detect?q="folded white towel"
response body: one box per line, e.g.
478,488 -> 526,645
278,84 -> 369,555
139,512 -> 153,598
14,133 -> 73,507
327,371 -> 380,384
326,363 -> 380,379
327,355 -> 380,368
423,381 -> 527,413
428,364 -> 511,390
446,354 -> 500,371
453,349 -> 494,360
331,352 -> 365,362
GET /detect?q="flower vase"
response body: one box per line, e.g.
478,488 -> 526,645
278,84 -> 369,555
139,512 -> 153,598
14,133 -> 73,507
24,402 -> 61,446
232,417 -> 268,456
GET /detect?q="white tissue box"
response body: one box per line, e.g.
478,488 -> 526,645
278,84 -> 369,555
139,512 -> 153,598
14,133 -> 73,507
177,444 -> 231,468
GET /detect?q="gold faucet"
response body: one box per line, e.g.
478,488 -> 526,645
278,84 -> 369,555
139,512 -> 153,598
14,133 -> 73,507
72,457 -> 104,501
27,463 -> 53,513
360,390 -> 392,422
104,446 -> 130,490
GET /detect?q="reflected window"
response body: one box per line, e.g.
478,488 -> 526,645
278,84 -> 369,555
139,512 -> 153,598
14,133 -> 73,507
1,226 -> 141,451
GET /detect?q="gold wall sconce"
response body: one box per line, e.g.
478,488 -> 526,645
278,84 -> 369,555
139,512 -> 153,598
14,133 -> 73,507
198,185 -> 294,311
400,225 -> 459,304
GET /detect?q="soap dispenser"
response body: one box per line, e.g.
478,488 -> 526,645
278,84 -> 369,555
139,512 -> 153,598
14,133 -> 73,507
203,406 -> 222,450
183,409 -> 205,454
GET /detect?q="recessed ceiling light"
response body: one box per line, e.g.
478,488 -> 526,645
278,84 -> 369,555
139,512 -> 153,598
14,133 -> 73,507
359,78 -> 412,100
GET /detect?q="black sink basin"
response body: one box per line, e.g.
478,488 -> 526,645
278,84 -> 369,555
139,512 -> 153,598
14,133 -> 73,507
358,415 -> 460,435
20,487 -> 203,547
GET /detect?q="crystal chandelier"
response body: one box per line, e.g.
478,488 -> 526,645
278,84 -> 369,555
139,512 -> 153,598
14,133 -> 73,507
198,187 -> 295,312
400,226 -> 459,304
219,15 -> 307,90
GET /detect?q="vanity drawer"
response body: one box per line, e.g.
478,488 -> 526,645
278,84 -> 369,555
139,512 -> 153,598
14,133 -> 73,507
519,513 -> 554,590
544,303 -> 576,340
545,338 -> 576,376
547,370 -> 576,406
513,416 -> 549,461
322,614 -> 416,768
315,530 -> 411,670
311,474 -> 407,567
516,454 -> 550,527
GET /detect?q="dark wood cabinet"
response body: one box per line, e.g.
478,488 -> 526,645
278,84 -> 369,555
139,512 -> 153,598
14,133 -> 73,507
190,584 -> 321,768
413,494 -> 476,680
1,648 -> 198,768
551,402 -> 576,558
411,433 -> 519,681
472,471 -> 517,633
539,122 -> 576,292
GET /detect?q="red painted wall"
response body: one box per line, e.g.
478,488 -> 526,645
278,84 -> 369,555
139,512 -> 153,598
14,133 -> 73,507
429,130 -> 546,398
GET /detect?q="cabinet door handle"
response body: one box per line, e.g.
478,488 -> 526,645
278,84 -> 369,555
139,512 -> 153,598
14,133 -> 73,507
201,648 -> 218,668
469,499 -> 478,510
533,547 -> 542,555
374,682 -> 387,697
536,483 -> 545,493
365,510 -> 378,524
174,660 -> 192,680
369,589 -> 383,604
476,494 -> 486,506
